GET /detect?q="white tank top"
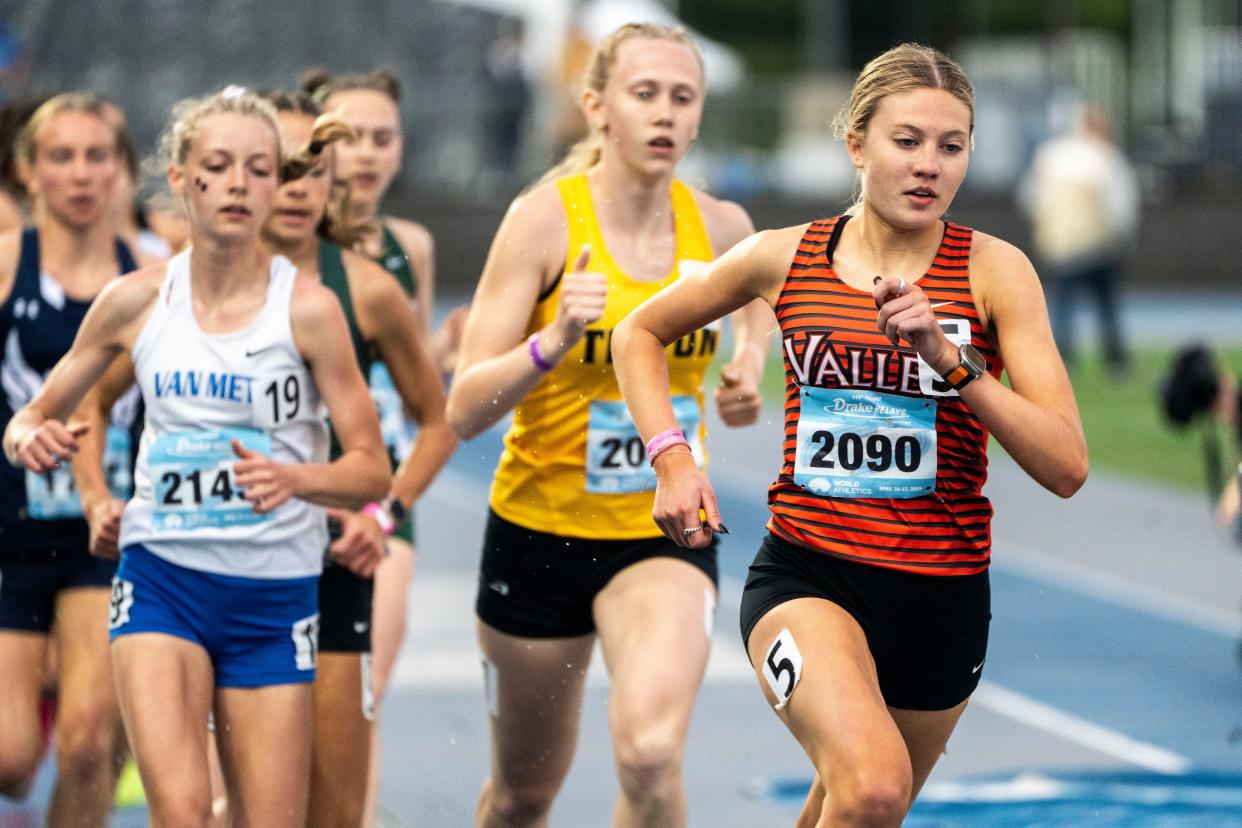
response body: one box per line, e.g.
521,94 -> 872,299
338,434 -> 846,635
120,249 -> 329,578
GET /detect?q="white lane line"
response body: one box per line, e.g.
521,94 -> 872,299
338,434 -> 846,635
994,537 -> 1242,638
972,681 -> 1192,775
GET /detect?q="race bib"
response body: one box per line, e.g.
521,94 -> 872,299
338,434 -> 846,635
149,428 -> 272,531
585,395 -> 701,494
794,386 -> 936,499
368,363 -> 416,461
26,426 -> 133,520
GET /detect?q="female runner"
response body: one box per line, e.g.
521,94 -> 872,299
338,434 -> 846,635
259,88 -> 456,827
613,43 -> 1087,827
4,87 -> 389,827
0,93 -> 139,827
448,23 -> 774,827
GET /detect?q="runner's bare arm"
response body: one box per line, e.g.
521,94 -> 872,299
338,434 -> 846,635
285,279 -> 390,508
699,195 -> 779,427
614,227 -> 798,443
70,352 -> 136,517
349,252 -> 458,508
612,227 -> 799,547
447,184 -> 579,439
3,271 -> 157,470
956,235 -> 1087,497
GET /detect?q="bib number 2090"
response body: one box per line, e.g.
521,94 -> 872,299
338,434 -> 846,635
806,430 -> 921,473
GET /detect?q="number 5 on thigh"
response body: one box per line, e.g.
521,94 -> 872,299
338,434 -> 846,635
762,628 -> 804,711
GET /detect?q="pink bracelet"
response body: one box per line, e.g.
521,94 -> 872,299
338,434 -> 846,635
645,428 -> 690,464
527,334 -> 555,372
362,502 -> 395,535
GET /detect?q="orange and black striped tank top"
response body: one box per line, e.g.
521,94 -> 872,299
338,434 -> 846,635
767,215 -> 1003,576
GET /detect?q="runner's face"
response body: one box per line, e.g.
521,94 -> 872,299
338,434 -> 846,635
325,89 -> 402,211
590,38 -> 703,177
849,88 -> 971,230
264,111 -> 332,247
175,112 -> 279,242
28,111 -> 118,230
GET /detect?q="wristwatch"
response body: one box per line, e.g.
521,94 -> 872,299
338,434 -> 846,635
381,496 -> 408,529
942,344 -> 987,390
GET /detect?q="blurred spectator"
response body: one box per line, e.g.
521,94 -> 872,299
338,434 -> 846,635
483,19 -> 531,185
100,101 -> 173,262
0,21 -> 28,102
1021,104 -> 1138,373
0,94 -> 51,233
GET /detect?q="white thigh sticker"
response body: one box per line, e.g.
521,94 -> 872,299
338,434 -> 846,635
109,577 -> 134,630
360,652 -> 375,722
704,588 -> 716,639
763,628 -> 804,711
482,657 -> 499,718
291,613 -> 320,671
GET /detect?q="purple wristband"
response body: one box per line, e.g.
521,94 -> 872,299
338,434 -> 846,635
646,428 -> 690,464
528,334 -> 555,372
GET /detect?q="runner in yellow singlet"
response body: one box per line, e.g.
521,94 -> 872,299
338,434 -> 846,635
448,23 -> 775,828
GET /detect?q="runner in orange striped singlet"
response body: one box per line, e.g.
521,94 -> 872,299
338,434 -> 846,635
769,215 -> 999,575
614,43 -> 1087,826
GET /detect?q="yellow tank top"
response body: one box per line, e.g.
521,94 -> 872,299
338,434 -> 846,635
489,174 -> 720,539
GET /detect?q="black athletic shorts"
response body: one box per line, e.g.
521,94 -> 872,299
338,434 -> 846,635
476,509 -> 719,638
739,533 -> 990,711
318,561 -> 374,653
0,543 -> 116,632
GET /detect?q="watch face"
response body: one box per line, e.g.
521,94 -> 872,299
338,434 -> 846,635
961,344 -> 987,376
385,497 -> 407,524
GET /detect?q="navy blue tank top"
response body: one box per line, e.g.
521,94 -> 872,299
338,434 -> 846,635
0,228 -> 138,553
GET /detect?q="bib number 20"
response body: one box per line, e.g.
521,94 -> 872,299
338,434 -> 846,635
598,436 -> 646,470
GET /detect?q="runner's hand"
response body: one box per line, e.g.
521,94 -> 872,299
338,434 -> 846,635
548,245 -> 607,347
232,439 -> 298,514
714,362 -> 762,426
12,420 -> 89,472
651,450 -> 726,549
873,276 -> 956,373
326,508 -> 386,577
88,498 -> 125,560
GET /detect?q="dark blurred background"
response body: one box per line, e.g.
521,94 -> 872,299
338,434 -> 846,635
3,0 -> 1241,292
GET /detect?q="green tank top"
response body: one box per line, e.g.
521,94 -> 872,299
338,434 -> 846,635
319,239 -> 371,460
319,239 -> 371,377
376,224 -> 416,299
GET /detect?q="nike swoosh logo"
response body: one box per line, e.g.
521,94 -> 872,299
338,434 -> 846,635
244,344 -> 278,358
971,660 -> 986,674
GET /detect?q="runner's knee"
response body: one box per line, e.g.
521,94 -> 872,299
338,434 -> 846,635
146,799 -> 213,828
53,701 -> 116,780
0,741 -> 41,798
820,760 -> 912,827
488,777 -> 559,826
612,721 -> 682,796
